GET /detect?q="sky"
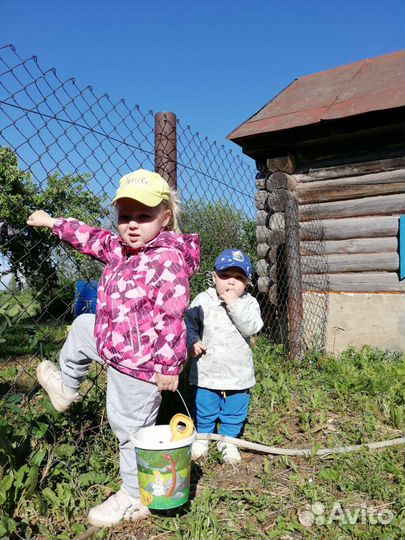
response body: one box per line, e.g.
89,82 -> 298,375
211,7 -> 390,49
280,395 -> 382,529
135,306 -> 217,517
2,0 -> 404,146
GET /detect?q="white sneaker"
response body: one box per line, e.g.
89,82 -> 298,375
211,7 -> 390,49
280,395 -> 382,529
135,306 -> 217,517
36,360 -> 79,412
191,440 -> 209,459
217,441 -> 241,465
87,487 -> 150,527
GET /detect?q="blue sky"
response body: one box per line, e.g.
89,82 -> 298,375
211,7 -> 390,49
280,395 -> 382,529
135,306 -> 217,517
3,0 -> 404,146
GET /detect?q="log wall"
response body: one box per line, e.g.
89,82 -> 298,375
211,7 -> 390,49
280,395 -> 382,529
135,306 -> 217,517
256,156 -> 405,296
299,159 -> 405,292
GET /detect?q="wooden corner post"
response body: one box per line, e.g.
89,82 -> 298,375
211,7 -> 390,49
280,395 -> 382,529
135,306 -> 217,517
284,184 -> 304,360
265,156 -> 304,360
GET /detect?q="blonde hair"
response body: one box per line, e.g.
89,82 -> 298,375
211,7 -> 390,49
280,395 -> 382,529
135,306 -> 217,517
159,186 -> 181,233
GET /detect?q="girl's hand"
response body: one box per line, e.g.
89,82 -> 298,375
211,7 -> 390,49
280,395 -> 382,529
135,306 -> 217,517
189,341 -> 207,357
155,373 -> 179,392
27,210 -> 56,229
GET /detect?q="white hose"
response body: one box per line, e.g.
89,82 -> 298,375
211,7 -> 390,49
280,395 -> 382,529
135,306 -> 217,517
197,433 -> 405,457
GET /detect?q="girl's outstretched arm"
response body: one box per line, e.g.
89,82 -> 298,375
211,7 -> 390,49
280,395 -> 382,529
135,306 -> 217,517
52,218 -> 115,264
28,211 -> 118,264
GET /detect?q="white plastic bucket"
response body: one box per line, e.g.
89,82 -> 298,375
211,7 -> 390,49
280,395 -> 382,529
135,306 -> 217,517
132,425 -> 196,510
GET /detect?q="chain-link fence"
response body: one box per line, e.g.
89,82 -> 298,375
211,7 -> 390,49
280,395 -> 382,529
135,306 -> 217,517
0,44 -> 326,410
254,164 -> 328,359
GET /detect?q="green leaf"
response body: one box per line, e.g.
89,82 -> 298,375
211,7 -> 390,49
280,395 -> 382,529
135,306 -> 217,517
32,421 -> 49,439
78,471 -> 107,487
30,447 -> 47,467
320,468 -> 339,482
310,441 -> 322,457
56,482 -> 73,506
71,523 -> 86,535
14,464 -> 29,490
6,393 -> 24,405
0,514 -> 17,538
0,476 -> 14,505
42,400 -> 60,419
24,465 -> 39,495
7,305 -> 20,318
42,487 -> 60,507
55,444 -> 76,458
257,511 -> 267,523
263,458 -> 272,475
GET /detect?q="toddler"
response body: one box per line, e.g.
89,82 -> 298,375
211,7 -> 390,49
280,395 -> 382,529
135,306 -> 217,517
27,169 -> 200,527
185,249 -> 263,464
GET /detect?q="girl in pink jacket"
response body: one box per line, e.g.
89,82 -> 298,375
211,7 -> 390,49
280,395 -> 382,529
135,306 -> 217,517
27,169 -> 200,527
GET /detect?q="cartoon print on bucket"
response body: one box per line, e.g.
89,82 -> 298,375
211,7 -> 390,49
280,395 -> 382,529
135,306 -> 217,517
136,446 -> 192,509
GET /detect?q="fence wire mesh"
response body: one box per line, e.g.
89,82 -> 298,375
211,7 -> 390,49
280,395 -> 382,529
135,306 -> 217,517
254,165 -> 328,357
0,44 -> 326,411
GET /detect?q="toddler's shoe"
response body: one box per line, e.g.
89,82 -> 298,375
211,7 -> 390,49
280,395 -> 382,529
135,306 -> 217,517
36,360 -> 79,412
217,441 -> 241,465
191,439 -> 209,459
87,486 -> 150,527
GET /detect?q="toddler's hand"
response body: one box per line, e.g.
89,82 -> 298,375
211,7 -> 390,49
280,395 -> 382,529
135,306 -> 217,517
155,373 -> 179,392
189,341 -> 207,357
220,289 -> 240,305
27,210 -> 56,229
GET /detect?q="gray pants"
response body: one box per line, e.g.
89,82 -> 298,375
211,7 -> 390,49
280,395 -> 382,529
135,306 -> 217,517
60,314 -> 161,497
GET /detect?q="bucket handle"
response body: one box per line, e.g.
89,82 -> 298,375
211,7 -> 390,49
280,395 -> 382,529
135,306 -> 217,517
129,388 -> 194,440
175,388 -> 193,420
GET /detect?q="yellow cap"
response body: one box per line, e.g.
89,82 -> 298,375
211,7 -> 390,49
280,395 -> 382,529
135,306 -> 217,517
112,169 -> 171,207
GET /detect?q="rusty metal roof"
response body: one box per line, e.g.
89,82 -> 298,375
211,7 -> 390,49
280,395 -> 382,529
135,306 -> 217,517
227,50 -> 405,141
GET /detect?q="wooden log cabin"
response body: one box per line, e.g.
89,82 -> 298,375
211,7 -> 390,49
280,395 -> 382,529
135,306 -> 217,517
228,50 -> 405,355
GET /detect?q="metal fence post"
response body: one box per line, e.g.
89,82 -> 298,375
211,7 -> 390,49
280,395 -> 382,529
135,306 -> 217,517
155,112 -> 177,189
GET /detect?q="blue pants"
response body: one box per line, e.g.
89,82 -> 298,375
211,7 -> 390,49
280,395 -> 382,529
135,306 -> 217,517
194,387 -> 250,438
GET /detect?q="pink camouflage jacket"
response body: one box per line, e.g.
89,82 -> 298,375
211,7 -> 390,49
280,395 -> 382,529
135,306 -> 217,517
53,218 -> 200,382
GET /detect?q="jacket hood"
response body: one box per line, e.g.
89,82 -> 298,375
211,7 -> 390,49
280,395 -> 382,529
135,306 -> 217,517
146,231 -> 200,277
206,287 -> 221,303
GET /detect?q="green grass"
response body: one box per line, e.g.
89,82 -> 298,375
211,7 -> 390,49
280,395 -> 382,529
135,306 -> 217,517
0,365 -> 114,539
0,338 -> 404,539
0,291 -> 70,359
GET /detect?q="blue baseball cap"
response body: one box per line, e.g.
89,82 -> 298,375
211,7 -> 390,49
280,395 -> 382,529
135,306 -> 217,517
214,249 -> 253,279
